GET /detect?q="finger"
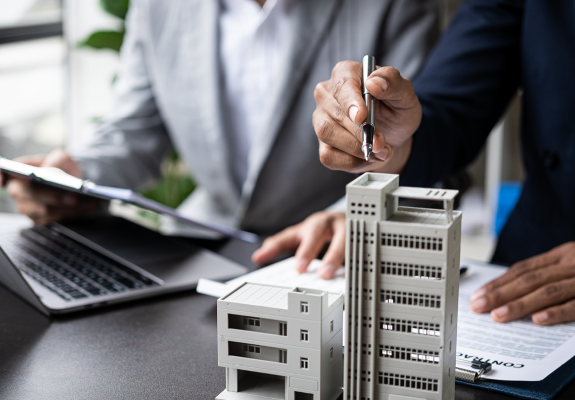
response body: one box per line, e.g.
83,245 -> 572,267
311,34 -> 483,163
489,277 -> 575,323
532,298 -> 575,326
319,142 -> 390,173
7,179 -> 78,207
313,99 -> 391,162
7,179 -> 32,201
318,217 -> 346,280
16,199 -> 48,222
42,149 -> 83,178
294,215 -> 333,273
314,85 -> 364,141
470,262 -> 573,313
13,154 -> 46,167
313,109 -> 363,158
328,61 -> 366,124
16,198 -> 99,225
251,227 -> 301,265
471,250 -> 562,300
365,66 -> 418,108
33,202 -> 101,225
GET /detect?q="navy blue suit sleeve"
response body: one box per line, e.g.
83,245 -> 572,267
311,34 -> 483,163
400,0 -> 524,187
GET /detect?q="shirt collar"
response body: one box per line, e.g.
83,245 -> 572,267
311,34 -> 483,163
220,0 -> 288,22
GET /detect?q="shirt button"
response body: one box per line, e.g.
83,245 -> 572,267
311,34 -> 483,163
542,150 -> 559,170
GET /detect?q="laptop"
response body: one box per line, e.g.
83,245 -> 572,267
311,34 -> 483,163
0,215 -> 249,315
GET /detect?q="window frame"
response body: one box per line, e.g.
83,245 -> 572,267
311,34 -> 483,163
0,22 -> 63,45
0,1 -> 63,45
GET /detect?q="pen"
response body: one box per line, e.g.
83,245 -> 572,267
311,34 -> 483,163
361,55 -> 376,161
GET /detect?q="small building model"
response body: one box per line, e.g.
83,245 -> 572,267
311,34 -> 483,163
216,282 -> 344,400
345,173 -> 461,400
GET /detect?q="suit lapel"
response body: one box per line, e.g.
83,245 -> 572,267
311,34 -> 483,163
235,0 -> 342,221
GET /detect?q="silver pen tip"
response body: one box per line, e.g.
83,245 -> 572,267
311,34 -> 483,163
362,144 -> 373,161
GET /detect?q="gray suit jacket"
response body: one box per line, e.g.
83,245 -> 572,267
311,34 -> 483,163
72,0 -> 439,235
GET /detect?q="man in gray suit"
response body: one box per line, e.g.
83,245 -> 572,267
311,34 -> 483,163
6,0 -> 438,275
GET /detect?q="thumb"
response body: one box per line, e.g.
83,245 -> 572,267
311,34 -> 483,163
365,66 -> 418,106
42,149 -> 83,178
13,154 -> 46,167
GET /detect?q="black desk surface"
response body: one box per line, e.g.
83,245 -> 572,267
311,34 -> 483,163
1,218 -> 574,399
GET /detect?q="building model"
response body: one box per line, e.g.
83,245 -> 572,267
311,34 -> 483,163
345,173 -> 461,400
216,282 -> 344,400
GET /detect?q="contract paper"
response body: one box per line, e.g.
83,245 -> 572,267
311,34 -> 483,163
197,258 -> 575,381
457,262 -> 575,381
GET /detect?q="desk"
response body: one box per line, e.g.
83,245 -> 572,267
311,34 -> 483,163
0,217 -> 574,399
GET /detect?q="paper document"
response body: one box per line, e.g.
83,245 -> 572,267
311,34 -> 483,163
457,262 -> 575,381
198,258 -> 575,382
196,258 -> 345,298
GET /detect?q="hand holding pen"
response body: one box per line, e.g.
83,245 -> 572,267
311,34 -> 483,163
313,59 -> 421,174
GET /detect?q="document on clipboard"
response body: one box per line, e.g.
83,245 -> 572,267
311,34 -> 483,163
0,157 -> 258,243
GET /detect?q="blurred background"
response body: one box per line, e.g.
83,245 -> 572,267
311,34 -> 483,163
0,0 -> 524,262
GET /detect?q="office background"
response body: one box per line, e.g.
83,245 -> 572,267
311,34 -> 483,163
0,0 -> 523,263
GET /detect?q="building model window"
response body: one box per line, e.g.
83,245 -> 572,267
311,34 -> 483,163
300,357 -> 309,369
243,317 -> 260,327
243,345 -> 261,354
300,329 -> 309,341
300,302 -> 309,313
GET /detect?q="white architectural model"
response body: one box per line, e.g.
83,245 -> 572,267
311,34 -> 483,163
216,282 -> 344,400
345,173 -> 461,400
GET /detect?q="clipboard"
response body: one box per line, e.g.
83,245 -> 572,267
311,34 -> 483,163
0,157 -> 259,243
456,355 -> 575,400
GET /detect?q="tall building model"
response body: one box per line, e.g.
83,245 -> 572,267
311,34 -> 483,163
345,173 -> 462,400
216,282 -> 344,400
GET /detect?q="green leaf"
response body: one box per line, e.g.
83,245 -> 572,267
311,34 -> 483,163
78,30 -> 125,52
100,0 -> 130,20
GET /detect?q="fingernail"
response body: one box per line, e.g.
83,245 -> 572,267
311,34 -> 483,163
469,297 -> 487,312
318,263 -> 336,280
534,312 -> 548,324
295,259 -> 308,273
373,147 -> 389,162
63,195 -> 77,206
349,106 -> 359,123
493,306 -> 509,319
471,288 -> 487,301
369,77 -> 388,92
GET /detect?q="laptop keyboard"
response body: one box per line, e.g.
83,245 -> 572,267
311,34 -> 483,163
0,226 -> 162,302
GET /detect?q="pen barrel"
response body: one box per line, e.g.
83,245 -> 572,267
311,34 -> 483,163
362,55 -> 375,127
364,93 -> 375,127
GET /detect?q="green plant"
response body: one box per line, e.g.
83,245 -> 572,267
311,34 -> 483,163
78,0 -> 129,53
141,151 -> 196,209
79,0 -> 195,208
